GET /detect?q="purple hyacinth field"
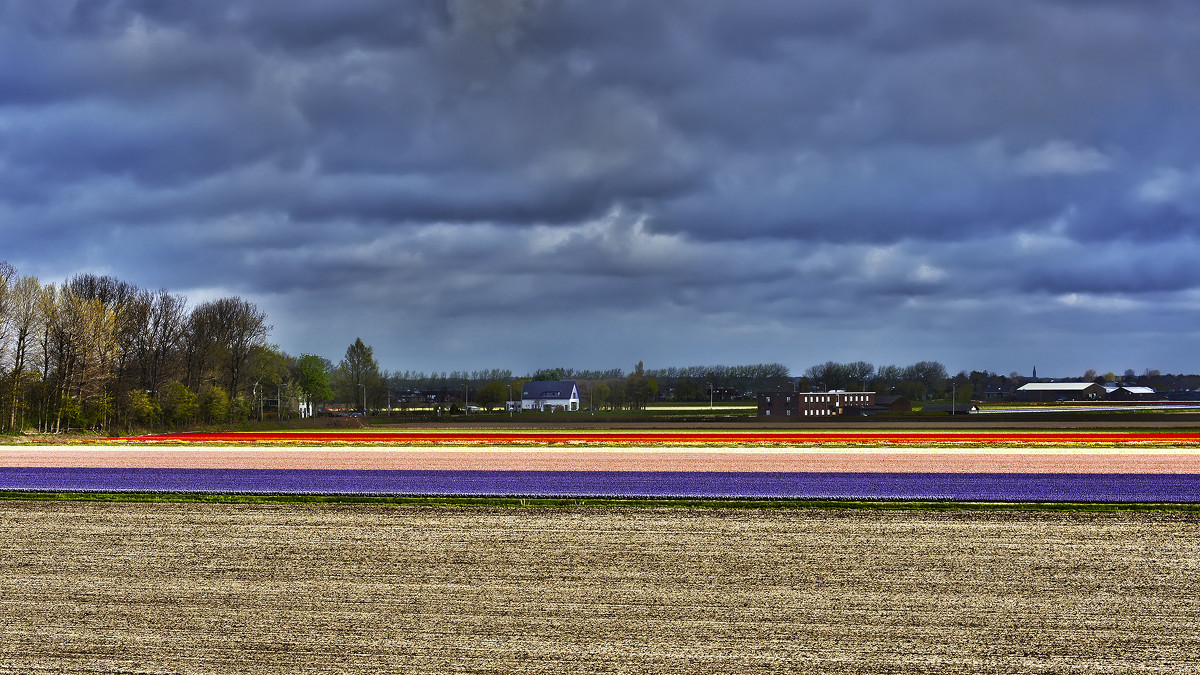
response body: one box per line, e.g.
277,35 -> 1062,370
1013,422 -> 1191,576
4,467 -> 1200,501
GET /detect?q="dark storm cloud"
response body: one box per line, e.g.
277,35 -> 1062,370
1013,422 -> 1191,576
3,0 -> 1199,375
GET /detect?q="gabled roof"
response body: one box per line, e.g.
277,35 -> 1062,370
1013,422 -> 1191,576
521,380 -> 579,400
1017,382 -> 1102,391
1115,386 -> 1156,394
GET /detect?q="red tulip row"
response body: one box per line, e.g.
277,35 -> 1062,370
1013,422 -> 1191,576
106,430 -> 1200,447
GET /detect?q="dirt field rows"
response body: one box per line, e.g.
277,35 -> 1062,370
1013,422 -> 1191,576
1,502 -> 1198,673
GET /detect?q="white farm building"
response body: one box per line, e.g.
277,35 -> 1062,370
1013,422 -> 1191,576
519,380 -> 580,412
1016,382 -> 1106,401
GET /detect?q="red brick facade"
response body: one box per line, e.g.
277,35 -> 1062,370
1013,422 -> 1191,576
757,391 -> 876,419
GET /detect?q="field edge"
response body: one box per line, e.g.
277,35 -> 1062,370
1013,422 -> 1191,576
3,490 -> 1199,513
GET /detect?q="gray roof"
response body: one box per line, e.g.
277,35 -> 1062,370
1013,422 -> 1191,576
1017,382 -> 1102,391
522,380 -> 578,400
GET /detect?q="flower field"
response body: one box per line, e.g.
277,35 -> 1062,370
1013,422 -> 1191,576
6,428 -> 1200,501
3,467 -> 1200,501
106,429 -> 1200,447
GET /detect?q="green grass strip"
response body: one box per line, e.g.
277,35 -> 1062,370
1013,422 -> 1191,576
1,490 -> 1198,513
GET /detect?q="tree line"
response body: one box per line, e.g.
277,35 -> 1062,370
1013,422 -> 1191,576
799,362 -> 1200,402
0,262 -> 292,433
7,260 -> 1197,432
802,360 -> 952,401
356,363 -> 797,412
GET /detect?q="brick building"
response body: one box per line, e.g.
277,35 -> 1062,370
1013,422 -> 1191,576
757,391 -> 876,419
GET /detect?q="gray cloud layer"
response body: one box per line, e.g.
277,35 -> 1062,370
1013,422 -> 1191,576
3,1 -> 1199,376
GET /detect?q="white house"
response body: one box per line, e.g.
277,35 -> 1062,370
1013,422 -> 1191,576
520,380 -> 580,412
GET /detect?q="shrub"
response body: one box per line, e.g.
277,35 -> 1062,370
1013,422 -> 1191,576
160,382 -> 199,427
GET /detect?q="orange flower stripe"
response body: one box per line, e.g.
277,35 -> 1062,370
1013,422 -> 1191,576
101,431 -> 1200,447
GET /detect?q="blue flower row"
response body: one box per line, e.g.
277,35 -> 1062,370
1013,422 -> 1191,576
3,468 -> 1200,502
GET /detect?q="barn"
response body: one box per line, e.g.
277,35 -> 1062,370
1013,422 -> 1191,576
875,395 -> 912,412
1016,382 -> 1106,401
1106,385 -> 1158,401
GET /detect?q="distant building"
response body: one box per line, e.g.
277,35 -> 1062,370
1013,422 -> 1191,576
708,385 -> 744,401
921,403 -> 980,415
757,391 -> 875,419
980,385 -> 1016,400
1106,385 -> 1157,401
520,380 -> 580,412
402,390 -> 459,405
874,395 -> 912,412
1016,382 -> 1106,401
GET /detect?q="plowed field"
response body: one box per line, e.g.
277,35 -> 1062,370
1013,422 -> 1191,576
2,501 -> 1198,674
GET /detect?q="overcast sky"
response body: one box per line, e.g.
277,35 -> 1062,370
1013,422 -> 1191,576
3,1 -> 1199,378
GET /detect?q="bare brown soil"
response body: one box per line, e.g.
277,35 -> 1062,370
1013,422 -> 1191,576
1,502 -> 1198,673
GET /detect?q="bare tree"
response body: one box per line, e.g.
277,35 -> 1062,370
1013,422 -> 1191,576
804,362 -> 847,391
872,365 -> 903,394
0,261 -> 15,368
4,276 -> 48,431
130,289 -> 188,395
47,286 -> 119,430
903,361 -> 949,397
203,297 -> 271,400
845,361 -> 876,390
67,274 -> 143,428
183,303 -> 218,392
